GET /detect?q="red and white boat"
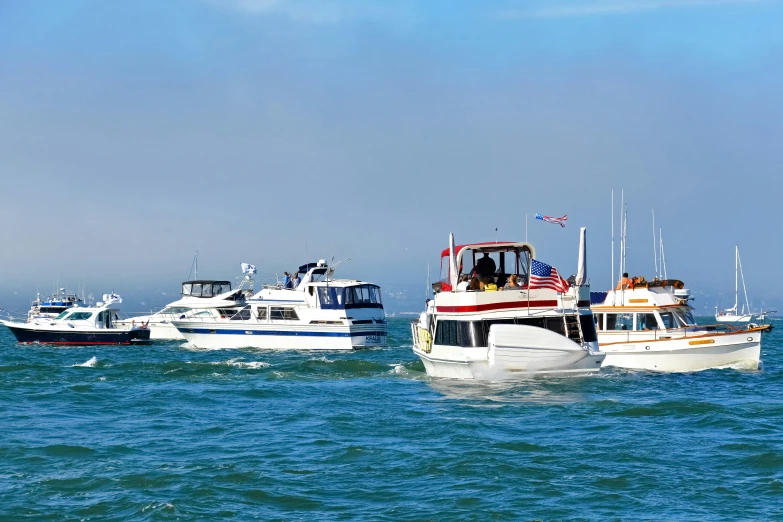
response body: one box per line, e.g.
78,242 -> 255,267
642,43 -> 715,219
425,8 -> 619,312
411,231 -> 605,379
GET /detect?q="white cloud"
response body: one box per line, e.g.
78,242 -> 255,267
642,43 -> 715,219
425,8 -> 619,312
495,0 -> 770,19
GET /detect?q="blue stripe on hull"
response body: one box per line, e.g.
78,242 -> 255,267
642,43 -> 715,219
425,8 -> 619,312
181,328 -> 387,338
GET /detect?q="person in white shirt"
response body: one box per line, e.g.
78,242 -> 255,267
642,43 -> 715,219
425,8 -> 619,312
456,274 -> 470,291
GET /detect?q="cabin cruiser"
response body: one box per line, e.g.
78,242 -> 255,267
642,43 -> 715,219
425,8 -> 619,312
592,278 -> 767,371
171,260 -> 387,350
411,231 -> 605,380
1,293 -> 151,345
27,290 -> 83,322
116,277 -> 250,341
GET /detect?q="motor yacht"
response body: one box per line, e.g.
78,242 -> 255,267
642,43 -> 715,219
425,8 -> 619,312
593,278 -> 767,371
1,293 -> 151,345
171,260 -> 387,350
411,231 -> 605,380
116,278 -> 249,341
27,290 -> 83,322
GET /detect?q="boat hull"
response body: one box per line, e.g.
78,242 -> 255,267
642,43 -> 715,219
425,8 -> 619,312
715,315 -> 752,323
3,324 -> 152,345
413,325 -> 605,380
173,323 -> 387,350
600,331 -> 762,372
115,320 -> 183,341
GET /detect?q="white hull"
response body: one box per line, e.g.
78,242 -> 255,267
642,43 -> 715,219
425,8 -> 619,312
115,320 -> 183,341
600,330 -> 762,372
175,323 -> 386,350
415,348 -> 604,379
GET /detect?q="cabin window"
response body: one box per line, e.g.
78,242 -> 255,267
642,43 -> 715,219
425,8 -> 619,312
218,308 -> 238,319
606,313 -> 633,331
659,312 -> 675,329
202,285 -> 213,298
230,305 -> 252,321
162,307 -> 189,315
215,283 -> 232,295
55,311 -> 71,320
256,307 -> 267,320
68,312 -> 93,321
434,320 -> 483,347
190,284 -> 202,297
318,287 -> 344,309
182,284 -> 193,296
594,313 -> 603,331
343,285 -> 383,309
635,313 -> 659,331
579,314 -> 598,342
270,307 -> 299,320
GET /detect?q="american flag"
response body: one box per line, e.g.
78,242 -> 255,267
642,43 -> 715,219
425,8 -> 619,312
535,214 -> 567,228
529,259 -> 570,293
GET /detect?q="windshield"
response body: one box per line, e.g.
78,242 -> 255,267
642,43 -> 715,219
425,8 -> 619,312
55,311 -> 71,320
161,307 -> 190,315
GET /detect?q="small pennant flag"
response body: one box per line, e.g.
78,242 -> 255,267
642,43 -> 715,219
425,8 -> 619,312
535,214 -> 567,228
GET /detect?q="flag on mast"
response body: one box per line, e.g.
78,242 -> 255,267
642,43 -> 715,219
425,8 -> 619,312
529,259 -> 570,293
535,214 -> 567,228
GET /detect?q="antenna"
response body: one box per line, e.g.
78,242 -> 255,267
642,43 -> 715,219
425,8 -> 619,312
652,209 -> 658,279
494,227 -> 498,243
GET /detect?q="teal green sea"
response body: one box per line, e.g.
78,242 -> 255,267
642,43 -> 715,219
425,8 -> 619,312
1,318 -> 781,520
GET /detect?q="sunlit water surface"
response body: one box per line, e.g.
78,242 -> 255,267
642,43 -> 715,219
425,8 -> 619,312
1,318 -> 782,520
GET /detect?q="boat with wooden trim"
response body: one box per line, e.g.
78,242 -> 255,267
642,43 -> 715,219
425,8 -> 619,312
592,278 -> 766,372
411,231 -> 605,380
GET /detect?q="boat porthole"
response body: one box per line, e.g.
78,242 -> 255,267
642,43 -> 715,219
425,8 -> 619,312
747,337 -> 753,342
645,346 -> 650,350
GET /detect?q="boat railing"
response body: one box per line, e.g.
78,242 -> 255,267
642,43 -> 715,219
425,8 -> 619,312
601,323 -> 747,343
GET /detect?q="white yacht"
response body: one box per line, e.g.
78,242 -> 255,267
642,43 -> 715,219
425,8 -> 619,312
716,245 -> 753,323
411,231 -> 605,380
116,277 -> 250,341
593,278 -> 768,371
171,260 -> 387,350
2,293 -> 151,345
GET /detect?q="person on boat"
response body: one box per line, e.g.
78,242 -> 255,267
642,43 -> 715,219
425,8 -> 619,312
474,253 -> 496,279
456,275 -> 470,291
291,272 -> 301,288
283,272 -> 292,289
482,277 -> 498,291
468,276 -> 481,291
503,274 -> 520,290
616,272 -> 632,290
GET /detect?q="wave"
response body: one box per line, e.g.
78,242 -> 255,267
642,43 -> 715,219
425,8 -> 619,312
71,356 -> 98,368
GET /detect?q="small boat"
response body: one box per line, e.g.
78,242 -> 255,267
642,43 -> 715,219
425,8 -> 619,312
593,278 -> 765,371
116,269 -> 253,340
1,293 -> 151,345
171,260 -> 387,350
715,245 -> 753,323
411,231 -> 605,380
27,289 -> 83,322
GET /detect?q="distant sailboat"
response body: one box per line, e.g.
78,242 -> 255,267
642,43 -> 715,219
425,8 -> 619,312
715,245 -> 752,323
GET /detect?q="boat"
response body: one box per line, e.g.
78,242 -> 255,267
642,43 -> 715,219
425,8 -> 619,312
756,309 -> 776,322
171,260 -> 387,350
592,278 -> 766,371
115,265 -> 254,340
716,245 -> 753,323
27,289 -> 84,322
410,230 -> 605,380
1,293 -> 151,345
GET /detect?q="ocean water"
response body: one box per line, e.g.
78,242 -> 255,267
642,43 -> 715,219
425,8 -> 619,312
1,318 -> 782,521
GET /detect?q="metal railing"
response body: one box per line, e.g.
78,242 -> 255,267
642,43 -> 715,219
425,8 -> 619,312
599,323 -> 749,344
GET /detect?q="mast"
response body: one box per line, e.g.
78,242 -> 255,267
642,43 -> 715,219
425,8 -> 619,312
659,228 -> 667,279
738,246 -> 750,315
734,245 -> 738,312
611,190 -> 615,305
652,209 -> 658,278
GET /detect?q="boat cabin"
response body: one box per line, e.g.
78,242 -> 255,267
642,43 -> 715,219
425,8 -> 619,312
181,280 -> 233,298
436,242 -> 536,291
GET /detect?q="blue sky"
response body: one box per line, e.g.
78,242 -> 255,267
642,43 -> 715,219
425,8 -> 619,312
0,0 -> 781,312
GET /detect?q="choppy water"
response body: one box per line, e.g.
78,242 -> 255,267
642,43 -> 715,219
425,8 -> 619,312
1,318 -> 782,520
